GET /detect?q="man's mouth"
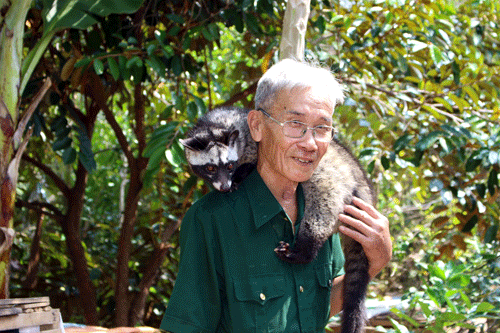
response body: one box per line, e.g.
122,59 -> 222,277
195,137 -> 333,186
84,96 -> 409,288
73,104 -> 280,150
293,157 -> 314,165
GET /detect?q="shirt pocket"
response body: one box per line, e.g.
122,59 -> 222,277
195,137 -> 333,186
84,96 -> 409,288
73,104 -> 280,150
315,263 -> 334,290
233,274 -> 287,331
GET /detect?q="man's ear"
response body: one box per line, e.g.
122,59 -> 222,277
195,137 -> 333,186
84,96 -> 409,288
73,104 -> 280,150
247,109 -> 263,142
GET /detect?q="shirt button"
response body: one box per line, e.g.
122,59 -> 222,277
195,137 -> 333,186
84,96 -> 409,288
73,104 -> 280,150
299,286 -> 304,293
260,293 -> 266,301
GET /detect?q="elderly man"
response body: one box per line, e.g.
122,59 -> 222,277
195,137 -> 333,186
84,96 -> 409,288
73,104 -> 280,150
160,59 -> 392,332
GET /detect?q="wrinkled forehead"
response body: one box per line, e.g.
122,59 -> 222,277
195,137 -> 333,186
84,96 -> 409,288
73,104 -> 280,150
273,86 -> 335,116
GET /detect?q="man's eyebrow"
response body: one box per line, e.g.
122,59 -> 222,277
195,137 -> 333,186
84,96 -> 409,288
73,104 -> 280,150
284,110 -> 304,117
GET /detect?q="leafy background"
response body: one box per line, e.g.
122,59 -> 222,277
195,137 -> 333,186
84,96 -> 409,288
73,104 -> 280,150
10,0 -> 500,331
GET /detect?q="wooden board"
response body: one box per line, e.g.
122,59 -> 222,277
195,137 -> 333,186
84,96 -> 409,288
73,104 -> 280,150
0,307 -> 23,316
0,309 -> 60,331
0,298 -> 50,308
19,302 -> 51,310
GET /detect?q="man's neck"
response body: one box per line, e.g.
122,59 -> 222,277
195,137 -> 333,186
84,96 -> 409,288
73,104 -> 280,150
257,165 -> 298,225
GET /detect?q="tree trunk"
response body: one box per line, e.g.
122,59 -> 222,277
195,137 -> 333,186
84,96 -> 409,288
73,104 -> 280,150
23,211 -> 45,289
114,83 -> 149,327
60,168 -> 98,324
279,0 -> 311,61
0,0 -> 52,297
128,217 -> 181,325
115,173 -> 142,326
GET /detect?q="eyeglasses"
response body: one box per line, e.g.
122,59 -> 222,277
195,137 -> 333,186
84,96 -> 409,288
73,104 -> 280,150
258,108 -> 335,142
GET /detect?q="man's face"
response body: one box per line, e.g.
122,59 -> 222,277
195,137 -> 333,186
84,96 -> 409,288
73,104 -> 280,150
257,86 -> 334,185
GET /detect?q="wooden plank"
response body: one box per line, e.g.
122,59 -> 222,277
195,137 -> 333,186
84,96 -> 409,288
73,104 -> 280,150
0,307 -> 23,316
0,298 -> 50,308
41,329 -> 62,333
19,326 -> 41,333
0,309 -> 59,330
19,302 -> 51,310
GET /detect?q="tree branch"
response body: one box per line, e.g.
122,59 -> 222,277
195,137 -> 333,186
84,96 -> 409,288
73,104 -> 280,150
134,84 -> 146,155
99,94 -> 134,166
14,77 -> 52,149
22,155 -> 70,198
218,81 -> 258,108
15,199 -> 64,221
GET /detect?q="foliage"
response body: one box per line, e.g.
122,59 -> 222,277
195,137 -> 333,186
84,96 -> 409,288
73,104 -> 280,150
10,0 -> 500,328
14,0 -> 285,326
388,239 -> 500,332
314,0 -> 500,255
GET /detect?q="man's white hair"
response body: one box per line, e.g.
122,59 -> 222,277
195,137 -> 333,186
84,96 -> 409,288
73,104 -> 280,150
255,59 -> 344,112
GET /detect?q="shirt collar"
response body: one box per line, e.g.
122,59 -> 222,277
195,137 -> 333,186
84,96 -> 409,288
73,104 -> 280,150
241,168 -> 304,230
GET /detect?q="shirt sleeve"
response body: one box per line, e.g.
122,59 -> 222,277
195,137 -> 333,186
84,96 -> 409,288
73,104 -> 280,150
160,202 -> 222,333
331,234 -> 345,278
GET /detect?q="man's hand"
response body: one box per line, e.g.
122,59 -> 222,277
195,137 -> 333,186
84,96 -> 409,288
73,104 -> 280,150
338,196 -> 392,279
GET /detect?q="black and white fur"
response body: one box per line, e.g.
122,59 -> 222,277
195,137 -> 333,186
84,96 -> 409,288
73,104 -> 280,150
181,106 -> 374,333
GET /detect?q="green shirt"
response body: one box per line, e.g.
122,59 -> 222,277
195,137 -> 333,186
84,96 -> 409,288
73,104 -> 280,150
160,169 -> 345,333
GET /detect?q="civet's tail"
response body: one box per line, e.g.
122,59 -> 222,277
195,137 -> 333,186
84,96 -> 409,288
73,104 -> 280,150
341,237 -> 369,333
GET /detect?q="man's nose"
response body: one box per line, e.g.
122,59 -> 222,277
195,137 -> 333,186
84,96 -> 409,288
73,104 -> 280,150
298,128 -> 318,151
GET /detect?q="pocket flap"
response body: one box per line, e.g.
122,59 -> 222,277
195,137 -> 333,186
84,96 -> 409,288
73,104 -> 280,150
234,274 -> 286,305
315,264 -> 333,288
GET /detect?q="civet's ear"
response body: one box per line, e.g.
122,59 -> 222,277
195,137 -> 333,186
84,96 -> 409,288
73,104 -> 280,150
179,137 -> 207,151
247,109 -> 263,143
227,130 -> 240,147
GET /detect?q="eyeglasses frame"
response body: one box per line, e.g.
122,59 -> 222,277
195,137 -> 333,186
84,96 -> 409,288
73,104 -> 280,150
257,108 -> 336,142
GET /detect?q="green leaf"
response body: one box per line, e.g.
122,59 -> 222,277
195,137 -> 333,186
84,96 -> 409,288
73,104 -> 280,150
394,133 -> 413,153
145,55 -> 166,78
439,311 -> 466,322
390,308 -> 420,328
465,157 -> 482,172
194,96 -> 207,115
55,125 -> 71,139
451,61 -> 460,85
74,57 -> 92,68
429,263 -> 446,280
416,131 -> 444,151
461,215 -> 478,233
464,86 -> 479,105
41,0 -> 145,33
315,15 -> 326,34
429,44 -> 442,64
143,123 -> 178,158
166,13 -> 184,24
484,224 -> 499,243
107,57 -> 120,80
488,168 -> 498,196
93,58 -> 104,75
381,155 -> 391,170
389,317 -> 411,333
168,25 -> 181,37
408,39 -> 428,53
53,136 -> 72,151
187,101 -> 198,121
475,302 -> 495,313
62,147 -> 77,164
421,104 -> 446,121
171,55 -> 182,76
201,26 -> 214,41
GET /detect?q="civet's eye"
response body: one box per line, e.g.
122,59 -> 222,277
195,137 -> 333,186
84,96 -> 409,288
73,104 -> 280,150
206,165 -> 217,173
227,163 -> 234,171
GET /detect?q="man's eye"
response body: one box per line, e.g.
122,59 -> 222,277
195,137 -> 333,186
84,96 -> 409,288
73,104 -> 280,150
288,121 -> 304,128
315,126 -> 331,135
206,165 -> 217,173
